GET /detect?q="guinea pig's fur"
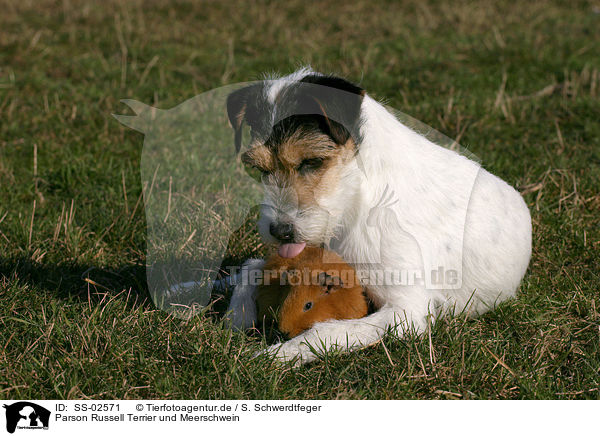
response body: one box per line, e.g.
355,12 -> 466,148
257,246 -> 368,338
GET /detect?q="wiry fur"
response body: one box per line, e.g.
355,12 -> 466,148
224,68 -> 532,364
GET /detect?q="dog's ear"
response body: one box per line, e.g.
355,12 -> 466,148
299,74 -> 365,145
226,84 -> 261,153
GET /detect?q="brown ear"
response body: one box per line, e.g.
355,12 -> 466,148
311,96 -> 351,146
279,269 -> 302,286
226,84 -> 259,153
299,74 -> 365,145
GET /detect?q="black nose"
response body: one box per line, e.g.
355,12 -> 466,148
269,221 -> 295,241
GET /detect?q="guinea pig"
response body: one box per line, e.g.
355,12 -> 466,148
256,246 -> 368,338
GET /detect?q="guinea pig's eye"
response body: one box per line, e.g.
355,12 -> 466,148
303,302 -> 313,312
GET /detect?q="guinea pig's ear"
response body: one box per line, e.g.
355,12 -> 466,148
280,269 -> 301,286
317,272 -> 343,294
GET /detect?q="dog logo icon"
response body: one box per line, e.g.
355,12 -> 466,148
2,402 -> 50,433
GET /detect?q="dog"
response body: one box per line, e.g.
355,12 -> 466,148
224,67 -> 532,364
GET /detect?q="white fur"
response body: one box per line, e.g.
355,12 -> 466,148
264,66 -> 315,104
225,70 -> 532,364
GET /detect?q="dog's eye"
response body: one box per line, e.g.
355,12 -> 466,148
303,301 -> 313,312
244,165 -> 270,181
252,164 -> 271,177
298,158 -> 324,174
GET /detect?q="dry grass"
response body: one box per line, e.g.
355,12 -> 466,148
0,0 -> 599,399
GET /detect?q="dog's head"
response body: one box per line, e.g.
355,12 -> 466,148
226,71 -> 365,257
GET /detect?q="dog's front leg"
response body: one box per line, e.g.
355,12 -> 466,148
223,258 -> 265,331
263,303 -> 429,364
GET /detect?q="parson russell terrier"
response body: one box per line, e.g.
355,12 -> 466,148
223,67 -> 532,364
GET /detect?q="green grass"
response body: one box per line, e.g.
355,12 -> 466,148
1,0 -> 599,399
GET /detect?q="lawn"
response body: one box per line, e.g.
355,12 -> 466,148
0,0 -> 599,399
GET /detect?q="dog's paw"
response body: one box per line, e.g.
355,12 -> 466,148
254,339 -> 317,366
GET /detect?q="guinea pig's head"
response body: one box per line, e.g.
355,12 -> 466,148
277,269 -> 368,338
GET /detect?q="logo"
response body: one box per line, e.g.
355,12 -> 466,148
2,402 -> 50,434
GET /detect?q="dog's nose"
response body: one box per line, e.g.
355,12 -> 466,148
269,221 -> 295,242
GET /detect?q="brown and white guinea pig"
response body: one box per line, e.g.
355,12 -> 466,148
256,246 -> 368,338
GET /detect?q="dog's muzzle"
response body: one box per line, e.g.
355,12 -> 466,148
269,220 -> 307,258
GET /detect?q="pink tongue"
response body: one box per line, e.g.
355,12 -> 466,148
278,242 -> 307,258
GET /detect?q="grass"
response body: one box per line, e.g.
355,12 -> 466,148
0,0 -> 599,399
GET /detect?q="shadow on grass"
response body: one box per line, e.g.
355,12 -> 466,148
0,251 -> 263,327
0,256 -> 151,307
0,207 -> 270,336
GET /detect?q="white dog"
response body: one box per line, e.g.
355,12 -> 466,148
224,67 -> 532,364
